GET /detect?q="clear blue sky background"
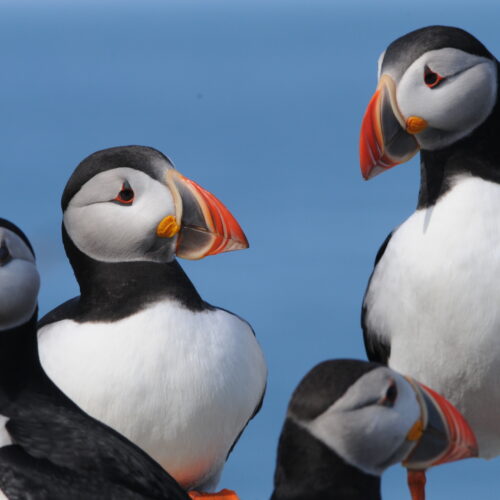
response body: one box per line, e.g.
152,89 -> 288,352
1,0 -> 499,498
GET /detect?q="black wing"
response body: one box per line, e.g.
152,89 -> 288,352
0,445 -> 150,500
226,384 -> 266,460
4,388 -> 189,500
361,232 -> 393,365
37,297 -> 80,329
211,307 -> 267,461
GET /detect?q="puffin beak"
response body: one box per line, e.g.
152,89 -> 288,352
403,379 -> 478,469
162,169 -> 249,260
359,74 -> 421,180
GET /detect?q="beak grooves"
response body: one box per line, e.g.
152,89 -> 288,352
166,169 -> 249,260
359,74 -> 420,179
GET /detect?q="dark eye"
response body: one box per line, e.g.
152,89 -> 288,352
0,241 -> 11,266
424,66 -> 445,89
113,181 -> 135,205
379,380 -> 398,407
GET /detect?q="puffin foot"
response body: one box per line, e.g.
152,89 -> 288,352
407,469 -> 426,500
188,489 -> 240,500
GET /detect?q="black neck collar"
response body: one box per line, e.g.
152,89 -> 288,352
271,419 -> 381,500
418,66 -> 500,209
62,226 -> 208,322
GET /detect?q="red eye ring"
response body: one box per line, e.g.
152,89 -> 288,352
379,379 -> 398,407
424,66 -> 445,89
113,182 -> 135,205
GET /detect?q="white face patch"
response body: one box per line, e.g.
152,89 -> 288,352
64,167 -> 178,263
395,48 -> 497,150
301,368 -> 420,476
0,415 -> 11,448
0,229 -> 39,330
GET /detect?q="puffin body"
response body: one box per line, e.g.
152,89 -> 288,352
271,359 -> 477,500
364,176 -> 500,457
37,146 -> 267,491
360,26 -> 500,457
0,218 -> 190,499
39,300 -> 265,487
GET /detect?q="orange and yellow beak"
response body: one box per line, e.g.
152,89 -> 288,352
404,379 -> 478,470
359,75 -> 424,180
160,169 -> 248,260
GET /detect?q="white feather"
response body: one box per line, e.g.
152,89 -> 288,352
0,415 -> 12,448
303,369 -> 420,475
38,301 -> 267,489
393,48 -> 497,150
64,167 -> 177,263
365,175 -> 500,458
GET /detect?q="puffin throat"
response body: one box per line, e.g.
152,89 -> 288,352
271,419 -> 381,500
61,226 -> 208,320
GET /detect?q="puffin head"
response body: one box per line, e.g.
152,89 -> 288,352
360,26 -> 498,179
0,219 -> 39,330
62,146 -> 248,264
276,360 -> 477,480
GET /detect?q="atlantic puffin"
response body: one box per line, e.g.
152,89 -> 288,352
37,146 -> 267,496
359,26 -> 500,458
271,359 -> 477,500
0,218 -> 190,499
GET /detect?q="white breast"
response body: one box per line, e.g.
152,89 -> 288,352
0,414 -> 12,499
0,415 -> 12,448
364,175 -> 500,458
38,302 -> 267,489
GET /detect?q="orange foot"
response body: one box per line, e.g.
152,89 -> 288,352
188,489 -> 240,500
407,469 -> 427,500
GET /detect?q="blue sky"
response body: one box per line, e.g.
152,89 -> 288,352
2,0 -> 500,498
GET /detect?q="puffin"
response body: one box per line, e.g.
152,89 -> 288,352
0,218 -> 190,499
271,359 -> 477,500
37,146 -> 267,497
359,26 -> 500,458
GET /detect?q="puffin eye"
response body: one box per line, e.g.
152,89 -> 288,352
424,66 -> 445,89
0,241 -> 11,265
113,182 -> 135,205
379,380 -> 398,407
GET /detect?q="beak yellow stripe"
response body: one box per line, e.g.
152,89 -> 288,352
406,419 -> 424,442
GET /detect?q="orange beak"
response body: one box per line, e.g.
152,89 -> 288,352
404,380 -> 478,470
359,74 -> 420,180
166,169 -> 249,260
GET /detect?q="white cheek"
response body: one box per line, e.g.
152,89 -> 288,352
304,375 -> 420,475
0,261 -> 39,330
398,61 -> 497,133
65,177 -> 176,263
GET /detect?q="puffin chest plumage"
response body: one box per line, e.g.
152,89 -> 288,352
38,299 -> 267,488
364,175 -> 500,457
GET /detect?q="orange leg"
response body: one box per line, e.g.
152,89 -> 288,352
407,469 -> 426,500
188,489 -> 240,500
